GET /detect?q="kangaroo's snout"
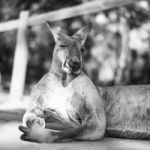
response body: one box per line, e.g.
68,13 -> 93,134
63,56 -> 81,75
68,56 -> 81,71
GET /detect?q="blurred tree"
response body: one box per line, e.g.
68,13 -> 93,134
0,0 -> 149,93
87,0 -> 150,86
0,0 -> 83,93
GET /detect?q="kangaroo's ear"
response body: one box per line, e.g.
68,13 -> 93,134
46,21 -> 62,42
72,23 -> 92,45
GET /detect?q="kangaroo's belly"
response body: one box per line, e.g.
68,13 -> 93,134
43,87 -> 76,118
44,88 -> 73,109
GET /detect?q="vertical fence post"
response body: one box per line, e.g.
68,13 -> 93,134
115,8 -> 129,85
10,11 -> 29,102
0,73 -> 2,92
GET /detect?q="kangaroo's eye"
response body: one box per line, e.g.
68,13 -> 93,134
59,44 -> 66,48
81,47 -> 85,53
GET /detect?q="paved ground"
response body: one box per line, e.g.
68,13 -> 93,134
0,94 -> 150,150
0,122 -> 150,150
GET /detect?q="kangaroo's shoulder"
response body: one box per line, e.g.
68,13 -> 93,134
71,72 -> 104,107
72,72 -> 95,86
31,73 -> 54,96
71,72 -> 99,94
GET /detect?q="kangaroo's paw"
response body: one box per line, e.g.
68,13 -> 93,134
23,112 -> 45,128
19,125 -> 33,142
19,122 -> 56,143
19,123 -> 43,143
19,113 -> 46,142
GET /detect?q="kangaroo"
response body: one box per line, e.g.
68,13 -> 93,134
19,22 -> 106,143
19,22 -> 150,143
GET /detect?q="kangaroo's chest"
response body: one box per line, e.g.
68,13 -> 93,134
45,86 -> 73,109
31,73 -> 92,124
41,84 -> 84,120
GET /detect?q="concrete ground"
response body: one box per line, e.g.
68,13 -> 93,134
1,122 -> 150,150
0,94 -> 150,150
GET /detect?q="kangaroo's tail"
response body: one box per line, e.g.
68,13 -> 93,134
105,128 -> 150,140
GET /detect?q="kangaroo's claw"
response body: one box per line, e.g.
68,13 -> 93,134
19,122 -> 45,143
20,133 -> 40,142
19,125 -> 31,141
19,125 -> 29,133
20,134 -> 30,141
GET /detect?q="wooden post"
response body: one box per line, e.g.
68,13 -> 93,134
0,73 -> 2,92
115,11 -> 130,85
10,11 -> 29,102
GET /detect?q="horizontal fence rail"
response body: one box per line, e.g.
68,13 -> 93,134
0,0 -> 143,32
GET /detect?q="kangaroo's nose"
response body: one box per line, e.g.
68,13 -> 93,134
68,57 -> 81,71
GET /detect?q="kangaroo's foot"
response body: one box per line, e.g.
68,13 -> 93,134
18,120 -> 87,143
19,120 -> 50,143
18,114 -> 93,143
19,112 -> 46,142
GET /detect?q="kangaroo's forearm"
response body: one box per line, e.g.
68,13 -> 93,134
44,110 -> 76,130
45,122 -> 74,131
28,123 -> 86,143
51,124 -> 86,142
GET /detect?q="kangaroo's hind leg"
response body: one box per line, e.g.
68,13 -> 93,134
18,114 -> 89,143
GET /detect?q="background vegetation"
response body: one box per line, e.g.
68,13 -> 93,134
0,0 -> 149,94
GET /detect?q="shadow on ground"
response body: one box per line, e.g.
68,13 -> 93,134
0,122 -> 150,150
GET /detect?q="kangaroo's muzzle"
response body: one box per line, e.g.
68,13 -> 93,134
68,57 -> 81,71
63,56 -> 81,75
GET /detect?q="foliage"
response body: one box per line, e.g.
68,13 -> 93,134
0,0 -> 149,93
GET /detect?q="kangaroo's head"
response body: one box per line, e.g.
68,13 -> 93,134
47,22 -> 92,76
